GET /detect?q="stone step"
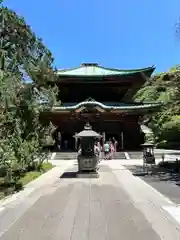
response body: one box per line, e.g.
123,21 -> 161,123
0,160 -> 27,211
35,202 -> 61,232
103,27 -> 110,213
55,152 -> 77,160
127,151 -> 180,160
101,152 -> 126,159
127,151 -> 165,160
54,151 -> 180,161
54,152 -> 127,160
128,152 -> 143,160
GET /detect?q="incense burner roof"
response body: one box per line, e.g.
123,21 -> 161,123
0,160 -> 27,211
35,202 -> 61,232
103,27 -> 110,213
75,123 -> 102,138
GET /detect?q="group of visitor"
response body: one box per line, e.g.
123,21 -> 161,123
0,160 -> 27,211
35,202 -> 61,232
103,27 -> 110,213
56,134 -> 118,161
103,137 -> 118,160
94,137 -> 118,160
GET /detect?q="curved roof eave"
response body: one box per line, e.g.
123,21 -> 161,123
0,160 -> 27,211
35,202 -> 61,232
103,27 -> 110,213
51,100 -> 162,111
56,64 -> 155,78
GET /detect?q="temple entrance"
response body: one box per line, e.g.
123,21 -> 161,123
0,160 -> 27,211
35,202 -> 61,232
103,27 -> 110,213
61,132 -> 74,151
105,133 -> 119,141
52,118 -> 143,152
104,133 -> 122,151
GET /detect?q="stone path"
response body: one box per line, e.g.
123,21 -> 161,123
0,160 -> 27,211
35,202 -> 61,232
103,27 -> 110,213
125,164 -> 180,204
0,160 -> 180,239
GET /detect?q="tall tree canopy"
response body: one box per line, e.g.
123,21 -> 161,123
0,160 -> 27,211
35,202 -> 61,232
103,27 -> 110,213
135,66 -> 180,149
0,4 -> 58,186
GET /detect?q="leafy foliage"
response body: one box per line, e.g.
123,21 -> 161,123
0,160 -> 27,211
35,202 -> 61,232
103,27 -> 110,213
0,4 -> 57,190
135,66 -> 180,148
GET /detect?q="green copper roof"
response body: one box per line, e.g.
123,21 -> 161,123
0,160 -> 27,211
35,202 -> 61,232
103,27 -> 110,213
56,63 -> 155,77
52,99 -> 161,112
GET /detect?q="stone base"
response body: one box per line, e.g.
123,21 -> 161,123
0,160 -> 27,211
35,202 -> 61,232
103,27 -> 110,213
133,171 -> 148,177
76,172 -> 99,178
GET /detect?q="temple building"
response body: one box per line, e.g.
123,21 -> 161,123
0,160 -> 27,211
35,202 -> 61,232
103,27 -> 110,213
43,63 -> 160,151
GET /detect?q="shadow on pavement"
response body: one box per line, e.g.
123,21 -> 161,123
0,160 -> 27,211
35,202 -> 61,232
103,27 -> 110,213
60,171 -> 77,178
126,161 -> 180,184
125,162 -> 180,204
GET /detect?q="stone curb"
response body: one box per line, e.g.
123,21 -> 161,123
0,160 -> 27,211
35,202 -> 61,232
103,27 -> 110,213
0,161 -> 73,209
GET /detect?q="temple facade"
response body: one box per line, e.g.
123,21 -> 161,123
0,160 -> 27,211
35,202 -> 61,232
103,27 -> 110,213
43,63 -> 160,151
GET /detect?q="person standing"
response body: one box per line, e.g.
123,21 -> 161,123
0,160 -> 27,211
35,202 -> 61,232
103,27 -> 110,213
103,141 -> 110,160
56,132 -> 61,151
109,141 -> 115,159
94,142 -> 100,162
97,140 -> 102,152
96,140 -> 102,161
112,137 -> 118,152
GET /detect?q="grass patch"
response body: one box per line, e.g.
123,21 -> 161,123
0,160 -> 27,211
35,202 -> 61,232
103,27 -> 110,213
41,162 -> 54,172
20,162 -> 54,186
20,171 -> 41,186
0,162 -> 54,200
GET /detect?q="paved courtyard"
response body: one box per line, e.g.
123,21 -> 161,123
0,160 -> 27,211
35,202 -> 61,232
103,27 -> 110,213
0,160 -> 180,239
126,164 -> 180,204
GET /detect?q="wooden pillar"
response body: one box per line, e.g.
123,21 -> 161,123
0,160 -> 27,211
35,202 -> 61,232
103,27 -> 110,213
121,132 -> 124,151
57,131 -> 61,151
103,132 -> 106,145
57,131 -> 61,139
75,132 -> 78,150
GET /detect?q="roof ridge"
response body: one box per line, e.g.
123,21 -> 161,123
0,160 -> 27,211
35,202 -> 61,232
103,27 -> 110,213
57,64 -> 155,73
97,65 -> 155,73
56,64 -> 156,77
56,65 -> 84,73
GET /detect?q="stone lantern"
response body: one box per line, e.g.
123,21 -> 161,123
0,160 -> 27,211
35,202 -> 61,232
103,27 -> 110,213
74,123 -> 102,178
133,143 -> 156,177
141,143 -> 155,165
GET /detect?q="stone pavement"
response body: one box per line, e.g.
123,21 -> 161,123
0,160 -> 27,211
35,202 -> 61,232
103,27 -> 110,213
0,160 -> 180,239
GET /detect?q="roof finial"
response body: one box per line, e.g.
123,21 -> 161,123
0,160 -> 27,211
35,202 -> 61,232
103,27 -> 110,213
84,122 -> 92,130
81,63 -> 98,67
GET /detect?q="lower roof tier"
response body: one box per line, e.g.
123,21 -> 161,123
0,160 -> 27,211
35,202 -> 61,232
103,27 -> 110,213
51,99 -> 162,114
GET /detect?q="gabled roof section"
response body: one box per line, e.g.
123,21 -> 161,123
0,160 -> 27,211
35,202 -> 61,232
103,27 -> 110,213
56,63 -> 155,78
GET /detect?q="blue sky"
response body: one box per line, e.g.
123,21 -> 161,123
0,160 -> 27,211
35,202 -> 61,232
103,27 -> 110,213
4,0 -> 180,73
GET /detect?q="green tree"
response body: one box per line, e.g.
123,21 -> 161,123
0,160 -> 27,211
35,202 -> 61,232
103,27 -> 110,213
135,68 -> 180,148
0,4 -> 58,186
